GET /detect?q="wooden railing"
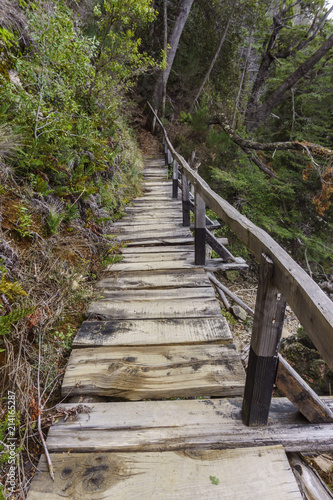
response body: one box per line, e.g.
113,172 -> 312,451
148,103 -> 333,427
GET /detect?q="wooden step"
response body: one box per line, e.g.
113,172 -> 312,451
45,397 -> 333,454
87,288 -> 221,319
107,259 -> 248,272
28,446 -> 302,499
61,343 -> 245,399
73,317 -> 232,348
115,230 -> 192,243
120,251 -> 195,263
121,245 -> 194,254
113,223 -> 185,233
99,269 -> 209,289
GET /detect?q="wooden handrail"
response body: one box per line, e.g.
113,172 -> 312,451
148,102 -> 333,370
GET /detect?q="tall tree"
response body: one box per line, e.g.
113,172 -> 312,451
245,1 -> 333,131
153,0 -> 195,111
191,2 -> 236,110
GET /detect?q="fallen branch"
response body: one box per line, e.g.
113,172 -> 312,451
208,273 -> 255,317
210,112 -> 333,177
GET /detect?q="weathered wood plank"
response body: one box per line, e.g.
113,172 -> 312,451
124,206 -> 181,213
73,317 -> 232,347
115,229 -> 192,243
195,191 -> 206,265
96,287 -> 215,300
28,446 -> 301,500
242,254 -> 286,426
121,245 -> 194,254
61,344 -> 245,399
276,355 -> 333,423
119,252 -> 196,263
125,237 -> 194,246
108,260 -> 248,272
87,295 -> 221,320
99,269 -> 209,289
113,223 -> 185,233
120,216 -> 183,222
46,397 -> 333,453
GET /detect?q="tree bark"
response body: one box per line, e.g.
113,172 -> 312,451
232,29 -> 253,129
153,0 -> 195,111
161,0 -> 168,117
191,3 -> 236,110
246,33 -> 333,131
245,1 -> 300,128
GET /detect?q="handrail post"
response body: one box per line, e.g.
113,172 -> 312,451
194,189 -> 206,265
242,253 -> 286,426
164,143 -> 168,167
182,173 -> 191,226
172,160 -> 179,199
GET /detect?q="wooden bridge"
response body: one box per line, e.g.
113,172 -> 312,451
28,111 -> 333,499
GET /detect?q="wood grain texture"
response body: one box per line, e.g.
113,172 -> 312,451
113,223 -> 185,233
121,245 -> 194,254
61,344 -> 245,399
115,229 -> 192,243
276,355 -> 333,423
242,254 -> 286,426
87,295 -> 222,319
72,317 -> 232,347
119,251 -> 196,263
96,287 -> 215,300
124,237 -> 195,246
28,446 -> 301,500
108,259 -> 248,272
46,397 -> 333,453
99,268 -> 210,289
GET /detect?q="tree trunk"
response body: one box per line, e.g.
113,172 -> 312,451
232,29 -> 254,129
153,0 -> 195,111
191,3 -> 236,110
246,33 -> 333,131
161,0 -> 168,117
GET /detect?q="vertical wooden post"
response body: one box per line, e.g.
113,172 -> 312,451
195,190 -> 206,265
164,143 -> 168,166
182,173 -> 190,227
242,253 -> 286,426
172,160 -> 179,199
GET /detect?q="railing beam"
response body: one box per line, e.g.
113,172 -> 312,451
195,190 -> 206,265
242,253 -> 286,426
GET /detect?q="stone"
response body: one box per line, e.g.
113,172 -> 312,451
231,305 -> 247,321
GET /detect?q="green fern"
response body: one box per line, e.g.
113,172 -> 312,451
0,275 -> 27,299
0,307 -> 34,335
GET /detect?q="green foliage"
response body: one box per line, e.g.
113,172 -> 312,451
63,203 -> 80,223
0,307 -> 34,335
209,476 -> 220,485
46,208 -> 64,235
14,203 -> 33,238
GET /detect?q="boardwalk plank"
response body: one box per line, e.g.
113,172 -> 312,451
28,446 -> 301,500
99,269 -> 209,289
46,397 -> 333,453
113,223 -> 184,233
87,295 -> 221,319
72,317 -> 232,347
120,252 -> 195,263
121,245 -> 194,254
61,344 -> 245,399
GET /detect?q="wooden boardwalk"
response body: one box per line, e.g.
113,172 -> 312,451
28,158 -> 304,498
